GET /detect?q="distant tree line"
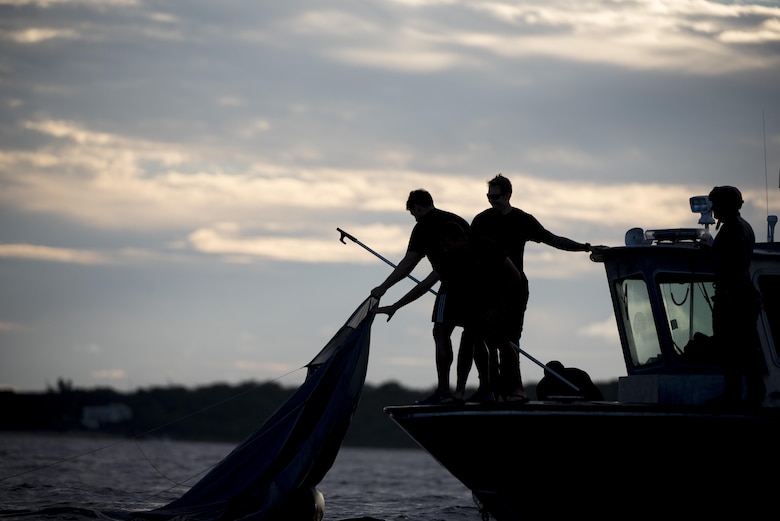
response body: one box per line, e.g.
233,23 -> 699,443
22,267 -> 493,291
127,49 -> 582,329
0,379 -> 618,448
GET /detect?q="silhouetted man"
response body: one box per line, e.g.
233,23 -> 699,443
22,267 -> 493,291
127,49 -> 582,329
468,174 -> 594,399
371,189 -> 470,404
707,185 -> 765,407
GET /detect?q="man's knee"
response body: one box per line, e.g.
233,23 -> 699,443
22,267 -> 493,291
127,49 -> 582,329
433,323 -> 454,340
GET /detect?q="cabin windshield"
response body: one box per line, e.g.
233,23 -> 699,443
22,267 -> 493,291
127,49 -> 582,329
659,279 -> 716,364
619,279 -> 662,368
618,276 -> 717,370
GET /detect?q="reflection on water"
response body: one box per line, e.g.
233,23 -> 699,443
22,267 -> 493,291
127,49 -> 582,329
0,433 -> 477,520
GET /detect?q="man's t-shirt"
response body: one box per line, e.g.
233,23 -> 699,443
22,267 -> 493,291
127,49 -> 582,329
435,236 -> 522,333
471,207 -> 548,276
408,208 -> 470,274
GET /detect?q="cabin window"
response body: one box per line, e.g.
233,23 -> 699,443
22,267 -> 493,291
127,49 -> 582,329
658,280 -> 716,365
618,279 -> 662,368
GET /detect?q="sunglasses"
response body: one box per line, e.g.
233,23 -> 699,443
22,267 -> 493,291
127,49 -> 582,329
487,192 -> 504,201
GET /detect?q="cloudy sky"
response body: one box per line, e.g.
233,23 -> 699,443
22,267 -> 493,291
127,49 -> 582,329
1,0 -> 779,394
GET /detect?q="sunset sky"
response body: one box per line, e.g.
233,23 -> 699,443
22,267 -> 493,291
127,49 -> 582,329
1,0 -> 779,393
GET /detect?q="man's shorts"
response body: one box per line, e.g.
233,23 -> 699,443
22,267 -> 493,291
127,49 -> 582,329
431,290 -> 469,327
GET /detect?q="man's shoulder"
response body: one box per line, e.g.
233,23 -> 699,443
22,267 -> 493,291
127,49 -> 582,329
737,216 -> 756,237
472,208 -> 501,224
473,208 -> 493,220
473,207 -> 536,224
719,217 -> 756,243
432,208 -> 469,226
509,207 -> 534,219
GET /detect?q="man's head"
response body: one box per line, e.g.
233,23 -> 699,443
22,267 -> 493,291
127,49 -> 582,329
708,185 -> 743,221
487,174 -> 512,213
406,189 -> 434,221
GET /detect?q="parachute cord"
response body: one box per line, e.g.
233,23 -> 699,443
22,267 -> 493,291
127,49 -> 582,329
143,470 -> 212,500
133,439 -> 189,488
0,437 -> 130,483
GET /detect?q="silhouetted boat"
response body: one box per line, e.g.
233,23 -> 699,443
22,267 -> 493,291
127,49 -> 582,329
385,196 -> 780,519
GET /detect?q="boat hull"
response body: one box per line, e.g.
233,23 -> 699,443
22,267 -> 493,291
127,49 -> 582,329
385,401 -> 780,519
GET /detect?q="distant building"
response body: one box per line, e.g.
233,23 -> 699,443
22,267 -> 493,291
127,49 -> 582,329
81,403 -> 133,429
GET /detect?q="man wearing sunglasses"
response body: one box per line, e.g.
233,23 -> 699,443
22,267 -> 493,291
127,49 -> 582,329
469,174 -> 593,401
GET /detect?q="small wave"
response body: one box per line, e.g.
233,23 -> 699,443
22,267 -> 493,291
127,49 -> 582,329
0,507 -> 117,520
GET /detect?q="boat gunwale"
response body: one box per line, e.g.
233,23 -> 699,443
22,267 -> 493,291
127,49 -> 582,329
383,400 -> 780,420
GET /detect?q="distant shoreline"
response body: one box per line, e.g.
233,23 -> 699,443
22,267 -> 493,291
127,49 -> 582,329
1,379 -> 618,448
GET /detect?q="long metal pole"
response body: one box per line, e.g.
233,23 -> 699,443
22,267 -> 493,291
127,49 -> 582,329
337,228 -> 437,295
510,342 -> 579,392
337,227 -> 580,392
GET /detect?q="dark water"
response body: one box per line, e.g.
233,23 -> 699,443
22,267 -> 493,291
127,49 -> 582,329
0,433 -> 479,520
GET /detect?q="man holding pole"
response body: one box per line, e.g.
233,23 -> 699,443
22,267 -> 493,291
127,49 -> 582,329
374,220 -> 528,404
370,189 -> 470,404
470,174 -> 594,399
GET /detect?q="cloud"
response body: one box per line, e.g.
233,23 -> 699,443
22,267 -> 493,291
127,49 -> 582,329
92,369 -> 127,380
74,343 -> 102,354
0,0 -> 138,7
329,47 -> 467,73
4,121 -> 711,212
579,315 -> 620,340
1,27 -> 80,43
0,0 -> 776,394
233,360 -> 301,375
1,116 -> 737,268
719,17 -> 780,43
0,244 -> 110,264
0,321 -> 25,332
284,1 -> 780,74
384,356 -> 431,367
187,222 -> 412,263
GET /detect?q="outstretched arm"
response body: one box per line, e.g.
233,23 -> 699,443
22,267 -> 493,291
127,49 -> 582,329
541,232 -> 591,253
375,271 -> 440,321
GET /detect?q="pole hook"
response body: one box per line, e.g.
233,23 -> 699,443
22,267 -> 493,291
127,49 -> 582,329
337,227 -> 355,245
336,227 -> 436,295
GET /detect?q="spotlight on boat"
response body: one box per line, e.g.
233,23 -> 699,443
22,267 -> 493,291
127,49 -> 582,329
689,195 -> 710,214
624,227 -> 648,246
689,195 -> 715,243
689,195 -> 715,226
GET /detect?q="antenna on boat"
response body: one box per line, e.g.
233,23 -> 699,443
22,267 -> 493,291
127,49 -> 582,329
764,110 -> 777,242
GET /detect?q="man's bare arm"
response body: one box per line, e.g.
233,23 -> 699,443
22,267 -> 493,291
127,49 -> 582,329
375,271 -> 440,321
370,250 -> 424,298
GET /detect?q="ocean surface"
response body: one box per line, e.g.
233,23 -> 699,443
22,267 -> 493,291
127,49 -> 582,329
0,433 -> 479,521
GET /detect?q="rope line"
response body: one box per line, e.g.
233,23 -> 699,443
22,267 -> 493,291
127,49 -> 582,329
133,439 -> 188,487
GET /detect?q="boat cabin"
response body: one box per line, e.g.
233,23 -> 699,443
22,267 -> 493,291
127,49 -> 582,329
595,196 -> 780,407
